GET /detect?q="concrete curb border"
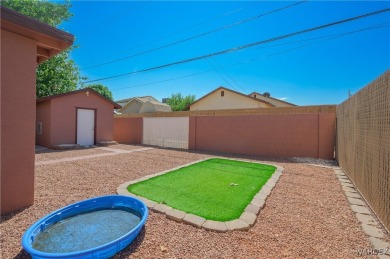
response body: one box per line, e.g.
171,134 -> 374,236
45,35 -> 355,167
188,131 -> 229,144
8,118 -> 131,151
117,157 -> 283,232
334,168 -> 390,258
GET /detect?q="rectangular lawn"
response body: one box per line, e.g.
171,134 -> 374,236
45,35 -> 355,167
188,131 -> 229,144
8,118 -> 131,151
127,158 -> 276,221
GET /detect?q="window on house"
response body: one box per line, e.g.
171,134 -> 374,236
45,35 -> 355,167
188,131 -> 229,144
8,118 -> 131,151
221,91 -> 224,97
254,94 -> 257,98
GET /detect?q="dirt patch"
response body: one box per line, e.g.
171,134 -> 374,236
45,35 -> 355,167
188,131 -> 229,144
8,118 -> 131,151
1,146 -> 380,258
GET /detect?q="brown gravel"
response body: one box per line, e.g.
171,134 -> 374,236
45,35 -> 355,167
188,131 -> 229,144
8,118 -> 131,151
35,148 -> 109,162
1,145 -> 383,258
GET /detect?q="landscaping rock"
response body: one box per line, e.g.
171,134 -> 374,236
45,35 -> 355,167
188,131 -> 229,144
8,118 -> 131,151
245,204 -> 261,215
225,219 -> 250,231
369,237 -> 390,255
202,220 -> 228,232
347,197 -> 365,206
356,213 -> 378,226
362,224 -> 384,238
254,192 -> 268,200
342,186 -> 356,193
153,204 -> 172,214
340,182 -> 355,188
251,198 -> 265,208
138,197 -> 158,209
351,205 -> 370,215
183,214 -> 206,228
239,212 -> 257,227
166,209 -> 186,222
345,191 -> 362,199
338,178 -> 351,184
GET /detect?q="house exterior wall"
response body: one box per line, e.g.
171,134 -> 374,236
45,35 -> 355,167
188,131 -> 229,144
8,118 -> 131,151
121,100 -> 142,114
139,102 -> 157,113
36,100 -> 52,147
48,92 -> 115,146
250,93 -> 295,107
113,117 -> 143,144
1,29 -> 36,214
190,89 -> 273,111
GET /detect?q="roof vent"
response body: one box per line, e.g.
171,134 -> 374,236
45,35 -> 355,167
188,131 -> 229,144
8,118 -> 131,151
263,92 -> 270,97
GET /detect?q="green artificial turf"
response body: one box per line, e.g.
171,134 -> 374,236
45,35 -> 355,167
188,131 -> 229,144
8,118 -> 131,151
127,158 -> 276,221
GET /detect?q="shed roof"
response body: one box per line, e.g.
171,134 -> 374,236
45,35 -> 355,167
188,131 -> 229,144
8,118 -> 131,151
36,88 -> 122,109
1,6 -> 74,63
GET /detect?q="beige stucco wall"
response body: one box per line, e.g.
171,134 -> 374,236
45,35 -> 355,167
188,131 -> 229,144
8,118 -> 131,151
1,29 -> 36,214
190,89 -> 272,111
250,93 -> 294,107
121,100 -> 142,114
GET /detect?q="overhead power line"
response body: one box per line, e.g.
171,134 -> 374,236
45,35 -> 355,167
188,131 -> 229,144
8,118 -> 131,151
83,8 -> 390,84
109,22 -> 388,92
80,0 -> 308,70
86,5 -> 247,61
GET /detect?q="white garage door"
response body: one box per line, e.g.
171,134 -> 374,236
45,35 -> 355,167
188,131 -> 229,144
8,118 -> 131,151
143,117 -> 189,149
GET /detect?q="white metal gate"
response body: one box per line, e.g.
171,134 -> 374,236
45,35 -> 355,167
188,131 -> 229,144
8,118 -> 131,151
142,117 -> 189,149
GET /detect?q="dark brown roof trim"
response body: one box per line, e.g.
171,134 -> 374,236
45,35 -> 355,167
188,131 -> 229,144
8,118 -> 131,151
36,88 -> 122,109
1,6 -> 74,44
187,86 -> 274,109
249,92 -> 297,106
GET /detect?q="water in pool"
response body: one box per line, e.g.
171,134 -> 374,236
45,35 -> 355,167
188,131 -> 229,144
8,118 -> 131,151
32,208 -> 141,253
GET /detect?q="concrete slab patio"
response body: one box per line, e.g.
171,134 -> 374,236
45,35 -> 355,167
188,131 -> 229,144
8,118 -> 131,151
1,144 -> 389,258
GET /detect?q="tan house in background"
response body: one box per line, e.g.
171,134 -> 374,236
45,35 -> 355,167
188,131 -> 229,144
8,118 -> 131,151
1,6 -> 74,214
116,96 -> 171,114
249,92 -> 296,107
189,87 -> 274,111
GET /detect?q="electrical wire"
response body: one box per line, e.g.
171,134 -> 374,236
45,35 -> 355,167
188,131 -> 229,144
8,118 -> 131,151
108,22 -> 389,91
85,5 -> 247,61
80,1 -> 308,70
83,8 -> 390,84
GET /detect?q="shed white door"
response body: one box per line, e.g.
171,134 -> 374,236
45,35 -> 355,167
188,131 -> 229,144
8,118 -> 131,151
143,117 -> 189,149
77,109 -> 95,146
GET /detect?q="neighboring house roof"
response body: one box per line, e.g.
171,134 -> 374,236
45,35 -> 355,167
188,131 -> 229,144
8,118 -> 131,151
249,92 -> 297,107
36,88 -> 122,109
116,96 -> 159,106
146,101 -> 172,112
117,96 -> 171,113
188,86 -> 274,110
1,6 -> 74,64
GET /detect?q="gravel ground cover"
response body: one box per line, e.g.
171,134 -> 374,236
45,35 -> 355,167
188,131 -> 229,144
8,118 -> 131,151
35,148 -> 109,162
109,144 -> 149,151
1,145 -> 383,258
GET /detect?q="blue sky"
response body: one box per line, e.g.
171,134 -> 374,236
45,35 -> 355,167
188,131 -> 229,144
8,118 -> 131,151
59,1 -> 390,105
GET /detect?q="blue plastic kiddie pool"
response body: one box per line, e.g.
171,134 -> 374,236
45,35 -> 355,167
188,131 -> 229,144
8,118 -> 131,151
21,195 -> 148,259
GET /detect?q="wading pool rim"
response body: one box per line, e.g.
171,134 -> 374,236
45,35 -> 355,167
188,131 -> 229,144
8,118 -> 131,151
21,195 -> 148,258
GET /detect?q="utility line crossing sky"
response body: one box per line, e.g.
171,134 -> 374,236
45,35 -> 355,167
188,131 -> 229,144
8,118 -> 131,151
61,1 -> 390,105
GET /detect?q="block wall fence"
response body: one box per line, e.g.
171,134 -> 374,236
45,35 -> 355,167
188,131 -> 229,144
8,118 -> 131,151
114,105 -> 336,159
336,70 -> 390,232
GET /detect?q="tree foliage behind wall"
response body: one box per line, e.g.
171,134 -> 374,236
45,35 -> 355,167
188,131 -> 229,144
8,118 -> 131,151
1,0 -> 84,97
166,93 -> 196,111
85,84 -> 113,100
